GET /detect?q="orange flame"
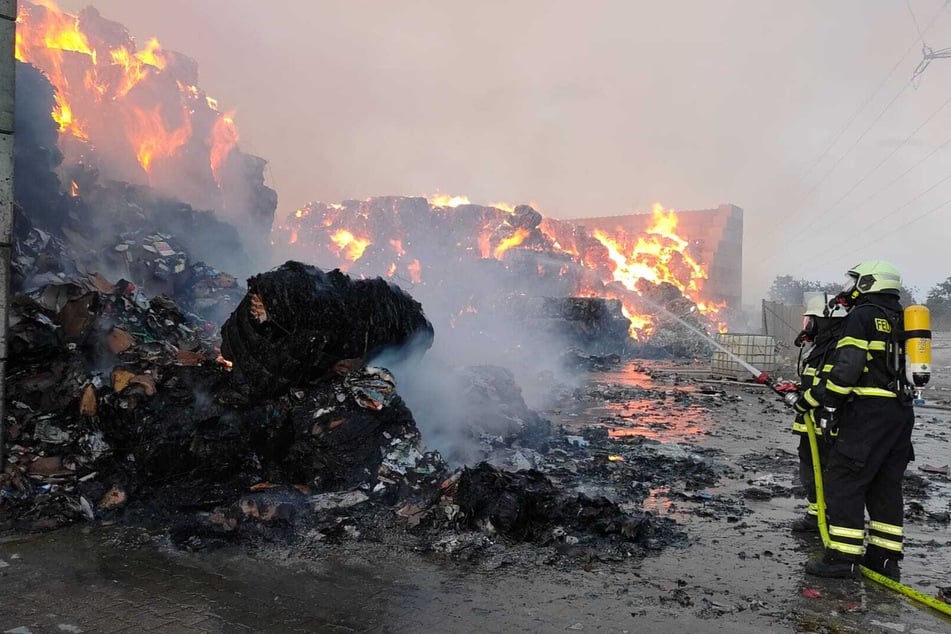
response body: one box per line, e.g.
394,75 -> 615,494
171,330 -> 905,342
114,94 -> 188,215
210,112 -> 239,185
16,0 -> 240,188
278,197 -> 729,340
493,227 -> 530,259
330,229 -> 370,262
428,194 -> 470,208
109,39 -> 167,98
408,259 -> 422,283
51,93 -> 87,139
124,104 -> 192,174
69,180 -> 79,196
589,203 -> 723,330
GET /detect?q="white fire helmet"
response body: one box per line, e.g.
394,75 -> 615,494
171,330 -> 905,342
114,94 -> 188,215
803,292 -> 847,319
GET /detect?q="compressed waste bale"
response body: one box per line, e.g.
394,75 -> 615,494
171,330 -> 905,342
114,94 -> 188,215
452,462 -> 649,543
221,261 -> 434,397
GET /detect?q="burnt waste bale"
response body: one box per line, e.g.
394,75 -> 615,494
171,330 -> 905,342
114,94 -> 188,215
221,261 -> 434,397
506,295 -> 632,357
451,462 -> 658,545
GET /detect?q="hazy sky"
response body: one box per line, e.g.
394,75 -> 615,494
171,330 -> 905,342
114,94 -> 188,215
55,0 -> 951,301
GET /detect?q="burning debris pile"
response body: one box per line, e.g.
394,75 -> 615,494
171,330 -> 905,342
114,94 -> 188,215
275,196 -> 723,359
5,0 -> 730,564
2,244 -> 679,560
15,1 -> 277,254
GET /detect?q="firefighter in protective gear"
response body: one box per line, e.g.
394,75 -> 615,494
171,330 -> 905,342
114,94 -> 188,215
794,260 -> 914,581
789,293 -> 847,534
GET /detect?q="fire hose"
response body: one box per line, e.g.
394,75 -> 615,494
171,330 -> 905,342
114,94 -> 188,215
709,360 -> 951,615
749,365 -> 951,616
680,303 -> 947,614
801,407 -> 951,616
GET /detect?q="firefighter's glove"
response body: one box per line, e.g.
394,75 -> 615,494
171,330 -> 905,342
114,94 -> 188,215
773,380 -> 798,393
792,393 -> 814,413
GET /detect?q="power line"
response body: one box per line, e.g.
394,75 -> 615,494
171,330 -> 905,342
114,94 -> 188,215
768,79 -> 912,251
759,3 -> 949,267
794,133 -> 951,264
787,2 -> 946,197
825,170 -> 951,265
906,0 -> 925,44
790,89 -> 951,264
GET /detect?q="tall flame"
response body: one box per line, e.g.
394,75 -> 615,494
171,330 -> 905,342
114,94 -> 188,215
124,104 -> 192,174
591,204 -> 713,302
210,112 -> 239,184
16,0 -> 240,188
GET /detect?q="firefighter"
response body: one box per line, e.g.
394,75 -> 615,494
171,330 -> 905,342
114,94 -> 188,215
793,260 -> 914,581
788,293 -> 847,534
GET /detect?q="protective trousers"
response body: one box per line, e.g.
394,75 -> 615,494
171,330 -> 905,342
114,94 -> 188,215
796,423 -> 829,517
821,398 -> 915,558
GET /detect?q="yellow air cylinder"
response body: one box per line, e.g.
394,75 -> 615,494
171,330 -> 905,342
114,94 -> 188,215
904,305 -> 931,387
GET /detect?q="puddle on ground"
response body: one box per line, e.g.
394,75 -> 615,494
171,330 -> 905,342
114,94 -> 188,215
550,362 -> 712,443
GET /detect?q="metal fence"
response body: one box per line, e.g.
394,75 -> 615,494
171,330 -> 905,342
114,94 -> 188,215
761,299 -> 803,353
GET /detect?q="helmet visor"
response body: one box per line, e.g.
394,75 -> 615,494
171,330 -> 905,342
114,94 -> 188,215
801,315 -> 817,338
840,273 -> 858,293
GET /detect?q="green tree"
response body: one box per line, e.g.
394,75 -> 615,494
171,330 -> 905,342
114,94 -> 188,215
769,275 -> 918,307
926,277 -> 951,329
767,275 -> 837,305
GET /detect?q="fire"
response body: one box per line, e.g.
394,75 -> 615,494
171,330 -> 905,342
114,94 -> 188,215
428,194 -> 470,208
124,104 -> 192,174
110,41 -> 166,98
277,197 -> 729,342
493,227 -> 530,259
607,455 -> 625,462
136,38 -> 166,70
16,0 -> 242,190
407,259 -> 422,283
621,306 -> 652,339
51,93 -> 86,139
210,112 -> 239,184
330,229 -> 370,262
588,203 -> 723,330
215,354 -> 233,369
69,180 -> 79,197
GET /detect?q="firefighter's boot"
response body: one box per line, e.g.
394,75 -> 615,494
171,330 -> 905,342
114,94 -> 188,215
790,514 -> 819,534
862,545 -> 901,582
805,549 -> 861,579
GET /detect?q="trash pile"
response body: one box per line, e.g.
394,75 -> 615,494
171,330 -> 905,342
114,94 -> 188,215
4,52 -> 699,562
275,196 -> 721,357
3,236 -> 684,560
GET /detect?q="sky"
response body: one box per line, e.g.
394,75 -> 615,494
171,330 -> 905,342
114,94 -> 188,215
55,0 -> 951,303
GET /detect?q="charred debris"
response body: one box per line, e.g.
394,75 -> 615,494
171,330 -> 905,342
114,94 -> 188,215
2,61 -> 727,566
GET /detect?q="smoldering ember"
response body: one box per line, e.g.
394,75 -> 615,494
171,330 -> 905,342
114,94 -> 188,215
3,3 -> 951,633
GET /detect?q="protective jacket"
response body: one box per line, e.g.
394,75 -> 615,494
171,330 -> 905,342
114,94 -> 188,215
791,320 -> 844,434
797,293 -> 907,409
794,292 -> 915,560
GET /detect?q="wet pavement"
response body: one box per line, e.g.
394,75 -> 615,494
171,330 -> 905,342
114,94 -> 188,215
2,362 -> 951,633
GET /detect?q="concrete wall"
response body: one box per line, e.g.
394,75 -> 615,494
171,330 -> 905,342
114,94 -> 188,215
568,204 -> 744,308
0,0 -> 15,463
